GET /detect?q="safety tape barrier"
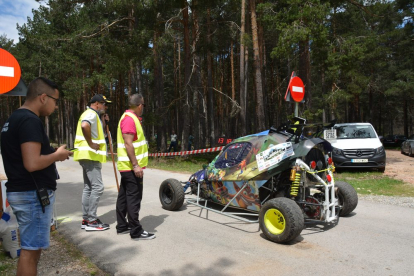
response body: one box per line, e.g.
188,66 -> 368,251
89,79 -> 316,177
148,146 -> 224,157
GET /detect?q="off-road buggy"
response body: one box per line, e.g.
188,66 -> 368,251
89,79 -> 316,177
159,118 -> 358,243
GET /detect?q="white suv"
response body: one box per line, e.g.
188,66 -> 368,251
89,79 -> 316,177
325,123 -> 386,172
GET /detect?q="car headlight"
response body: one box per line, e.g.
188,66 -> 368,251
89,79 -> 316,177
375,146 -> 384,155
332,147 -> 342,155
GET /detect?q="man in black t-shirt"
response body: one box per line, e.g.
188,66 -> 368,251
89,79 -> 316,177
0,77 -> 72,276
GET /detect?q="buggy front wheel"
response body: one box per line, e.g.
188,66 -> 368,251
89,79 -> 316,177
159,179 -> 185,211
259,198 -> 304,243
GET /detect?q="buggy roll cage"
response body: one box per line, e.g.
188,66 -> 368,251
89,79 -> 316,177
186,180 -> 260,223
185,158 -> 339,225
272,117 -> 336,143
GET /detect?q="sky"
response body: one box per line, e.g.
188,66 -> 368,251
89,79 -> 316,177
0,0 -> 41,43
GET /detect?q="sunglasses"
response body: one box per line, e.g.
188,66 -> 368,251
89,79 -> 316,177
38,94 -> 60,105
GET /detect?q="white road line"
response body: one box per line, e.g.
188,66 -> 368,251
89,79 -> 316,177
292,86 -> 303,93
0,66 -> 14,77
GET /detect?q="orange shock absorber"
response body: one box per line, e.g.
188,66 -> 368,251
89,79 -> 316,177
290,169 -> 301,198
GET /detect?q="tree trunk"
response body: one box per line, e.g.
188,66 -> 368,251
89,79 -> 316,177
137,61 -> 143,94
369,81 -> 373,124
128,7 -> 134,96
128,59 -> 133,97
181,0 -> 191,151
231,40 -> 235,101
250,0 -> 265,131
299,39 -> 311,110
191,0 -> 201,150
239,0 -> 247,136
321,66 -> 326,123
404,96 -> 408,136
153,30 -> 166,152
176,38 -> 182,141
207,9 -> 215,147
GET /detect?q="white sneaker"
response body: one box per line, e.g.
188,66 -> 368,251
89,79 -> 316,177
131,231 -> 155,240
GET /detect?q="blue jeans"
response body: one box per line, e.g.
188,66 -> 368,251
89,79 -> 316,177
7,189 -> 55,250
80,160 -> 104,222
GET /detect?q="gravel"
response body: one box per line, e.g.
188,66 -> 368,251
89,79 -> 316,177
0,230 -> 107,275
356,150 -> 414,209
358,194 -> 414,208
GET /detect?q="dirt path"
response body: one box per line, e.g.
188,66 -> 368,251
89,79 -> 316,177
384,149 -> 414,185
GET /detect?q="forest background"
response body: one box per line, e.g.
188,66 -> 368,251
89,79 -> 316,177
0,0 -> 413,152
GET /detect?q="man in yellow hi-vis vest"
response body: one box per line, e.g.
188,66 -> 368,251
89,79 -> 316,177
116,94 -> 154,240
74,94 -> 112,231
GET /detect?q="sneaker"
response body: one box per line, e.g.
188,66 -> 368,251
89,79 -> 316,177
81,219 -> 89,229
131,231 -> 156,240
117,228 -> 131,235
95,218 -> 110,228
85,220 -> 110,231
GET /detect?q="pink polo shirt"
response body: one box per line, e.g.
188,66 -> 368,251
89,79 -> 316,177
120,110 -> 139,140
120,110 -> 145,171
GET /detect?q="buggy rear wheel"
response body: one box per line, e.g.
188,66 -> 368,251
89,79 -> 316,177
159,179 -> 185,211
259,198 -> 304,243
336,181 -> 358,216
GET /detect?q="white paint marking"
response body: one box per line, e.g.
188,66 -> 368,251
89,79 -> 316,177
0,66 -> 14,77
292,86 -> 303,93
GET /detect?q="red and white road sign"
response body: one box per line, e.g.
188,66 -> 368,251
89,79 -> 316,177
289,76 -> 305,102
0,48 -> 21,94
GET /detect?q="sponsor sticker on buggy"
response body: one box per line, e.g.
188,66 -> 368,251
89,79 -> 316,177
256,142 -> 294,172
324,129 -> 337,140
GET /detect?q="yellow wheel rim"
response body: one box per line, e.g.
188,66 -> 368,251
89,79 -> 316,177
264,208 -> 285,235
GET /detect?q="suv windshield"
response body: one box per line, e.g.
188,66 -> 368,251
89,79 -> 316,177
334,125 -> 377,139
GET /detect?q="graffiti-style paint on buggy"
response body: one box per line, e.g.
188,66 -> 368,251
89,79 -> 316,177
192,129 -> 332,210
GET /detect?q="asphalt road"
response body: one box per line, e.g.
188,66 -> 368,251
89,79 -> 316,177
1,156 -> 413,276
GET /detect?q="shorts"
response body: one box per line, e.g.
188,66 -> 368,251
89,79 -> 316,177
7,189 -> 55,250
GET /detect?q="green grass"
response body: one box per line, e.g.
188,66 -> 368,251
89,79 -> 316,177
148,155 -> 414,197
0,250 -> 17,274
335,171 -> 414,197
148,153 -> 216,174
0,231 -> 107,276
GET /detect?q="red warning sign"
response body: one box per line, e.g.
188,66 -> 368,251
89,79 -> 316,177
289,77 -> 305,102
0,48 -> 21,94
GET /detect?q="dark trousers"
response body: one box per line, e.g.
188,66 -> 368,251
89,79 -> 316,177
168,141 -> 177,152
116,171 -> 144,237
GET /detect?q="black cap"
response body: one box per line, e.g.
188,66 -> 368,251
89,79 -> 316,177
89,94 -> 112,104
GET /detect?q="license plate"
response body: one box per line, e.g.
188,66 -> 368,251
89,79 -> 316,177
352,159 -> 368,163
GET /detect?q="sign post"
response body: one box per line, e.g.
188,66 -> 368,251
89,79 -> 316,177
284,72 -> 305,117
0,48 -> 22,94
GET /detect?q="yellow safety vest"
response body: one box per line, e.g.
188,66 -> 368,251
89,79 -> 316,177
73,108 -> 107,163
117,112 -> 148,171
